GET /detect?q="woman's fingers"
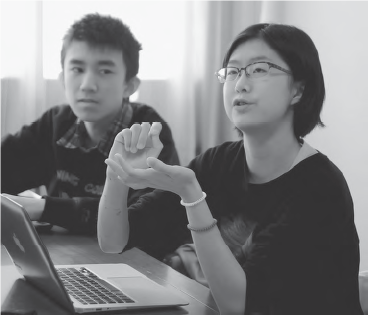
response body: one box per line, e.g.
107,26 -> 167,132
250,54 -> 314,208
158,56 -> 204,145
147,157 -> 182,180
120,129 -> 132,152
149,122 -> 163,149
119,122 -> 162,153
146,157 -> 169,172
137,122 -> 150,149
106,156 -> 151,190
129,124 -> 141,153
109,154 -> 187,194
105,158 -> 127,179
106,155 -> 145,179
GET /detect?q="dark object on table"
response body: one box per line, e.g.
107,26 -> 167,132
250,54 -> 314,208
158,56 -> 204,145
1,310 -> 37,315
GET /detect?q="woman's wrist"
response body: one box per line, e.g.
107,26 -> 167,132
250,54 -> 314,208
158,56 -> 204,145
106,167 -> 123,183
179,178 -> 203,204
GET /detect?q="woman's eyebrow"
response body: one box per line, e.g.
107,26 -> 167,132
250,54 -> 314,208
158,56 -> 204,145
228,55 -> 272,65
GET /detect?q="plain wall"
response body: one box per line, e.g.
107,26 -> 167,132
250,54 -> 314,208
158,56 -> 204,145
272,1 -> 368,271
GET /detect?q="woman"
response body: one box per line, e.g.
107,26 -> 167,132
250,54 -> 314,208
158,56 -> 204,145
98,23 -> 363,315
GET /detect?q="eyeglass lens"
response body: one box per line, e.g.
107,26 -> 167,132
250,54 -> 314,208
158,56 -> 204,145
217,63 -> 270,82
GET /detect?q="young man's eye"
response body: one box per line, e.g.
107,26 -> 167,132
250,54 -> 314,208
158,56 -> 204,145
71,67 -> 83,73
100,69 -> 113,75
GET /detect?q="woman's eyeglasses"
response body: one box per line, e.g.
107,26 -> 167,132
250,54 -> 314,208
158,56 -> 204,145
215,62 -> 292,83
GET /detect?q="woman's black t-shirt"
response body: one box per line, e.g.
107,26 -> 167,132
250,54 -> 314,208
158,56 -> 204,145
126,140 -> 363,315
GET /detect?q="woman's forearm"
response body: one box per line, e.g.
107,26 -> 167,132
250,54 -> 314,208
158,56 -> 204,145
182,185 -> 246,314
97,172 -> 130,253
188,206 -> 246,314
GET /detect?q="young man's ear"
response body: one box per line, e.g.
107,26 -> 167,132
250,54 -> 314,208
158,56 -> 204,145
58,71 -> 65,88
291,81 -> 305,106
123,76 -> 141,98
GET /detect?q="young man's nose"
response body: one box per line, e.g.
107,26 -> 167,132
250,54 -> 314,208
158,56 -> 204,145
235,71 -> 251,93
80,72 -> 98,92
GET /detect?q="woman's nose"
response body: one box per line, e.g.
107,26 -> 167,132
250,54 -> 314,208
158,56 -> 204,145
235,70 -> 251,93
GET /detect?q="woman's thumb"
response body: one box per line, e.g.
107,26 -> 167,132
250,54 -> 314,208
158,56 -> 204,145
146,157 -> 169,172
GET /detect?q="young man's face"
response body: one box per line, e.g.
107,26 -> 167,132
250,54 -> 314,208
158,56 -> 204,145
62,41 -> 133,123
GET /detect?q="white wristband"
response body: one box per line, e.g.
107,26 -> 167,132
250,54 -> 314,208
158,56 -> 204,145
180,192 -> 207,207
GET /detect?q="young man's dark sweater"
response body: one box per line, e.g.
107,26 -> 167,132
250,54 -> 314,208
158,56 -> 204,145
1,102 -> 180,234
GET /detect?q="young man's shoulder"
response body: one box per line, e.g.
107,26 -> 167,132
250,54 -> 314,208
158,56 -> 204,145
26,104 -> 77,139
128,102 -> 174,142
36,104 -> 76,123
130,102 -> 159,118
46,104 -> 75,117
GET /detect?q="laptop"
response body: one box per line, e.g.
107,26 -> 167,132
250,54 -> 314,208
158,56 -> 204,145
1,194 -> 189,313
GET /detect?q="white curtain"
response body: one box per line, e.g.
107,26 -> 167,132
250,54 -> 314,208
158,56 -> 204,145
1,1 -> 47,136
138,1 -> 265,164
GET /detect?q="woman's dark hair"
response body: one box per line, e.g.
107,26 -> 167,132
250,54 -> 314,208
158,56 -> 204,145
223,23 -> 325,139
60,13 -> 142,82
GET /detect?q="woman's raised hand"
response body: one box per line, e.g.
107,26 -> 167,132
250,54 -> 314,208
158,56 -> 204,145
106,121 -> 199,197
106,154 -> 197,195
108,122 -> 163,170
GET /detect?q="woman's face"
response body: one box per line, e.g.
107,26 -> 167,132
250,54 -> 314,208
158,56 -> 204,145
223,38 -> 300,136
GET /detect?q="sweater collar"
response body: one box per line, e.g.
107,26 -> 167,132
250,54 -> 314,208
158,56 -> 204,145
56,101 -> 133,157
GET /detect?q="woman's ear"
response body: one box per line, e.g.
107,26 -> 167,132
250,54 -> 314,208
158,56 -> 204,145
291,81 -> 305,106
123,76 -> 141,98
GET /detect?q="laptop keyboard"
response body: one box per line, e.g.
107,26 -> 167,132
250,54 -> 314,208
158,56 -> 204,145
57,267 -> 135,305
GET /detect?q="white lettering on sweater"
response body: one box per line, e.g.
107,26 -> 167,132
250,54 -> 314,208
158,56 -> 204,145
84,183 -> 104,196
57,170 -> 80,186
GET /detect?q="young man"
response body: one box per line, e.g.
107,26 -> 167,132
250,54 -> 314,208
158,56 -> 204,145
1,13 -> 180,234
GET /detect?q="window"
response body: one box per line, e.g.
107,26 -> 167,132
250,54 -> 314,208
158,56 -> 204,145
1,1 -> 187,80
42,1 -> 186,80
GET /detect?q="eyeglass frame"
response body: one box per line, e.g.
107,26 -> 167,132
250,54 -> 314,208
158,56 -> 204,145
215,61 -> 292,83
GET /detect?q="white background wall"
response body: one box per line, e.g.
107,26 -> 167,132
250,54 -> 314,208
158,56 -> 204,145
267,1 -> 368,271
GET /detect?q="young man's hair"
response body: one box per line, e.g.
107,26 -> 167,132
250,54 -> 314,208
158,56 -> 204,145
223,23 -> 325,139
61,13 -> 142,81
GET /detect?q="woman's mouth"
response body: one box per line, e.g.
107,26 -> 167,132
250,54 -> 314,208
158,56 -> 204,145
233,99 -> 252,106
